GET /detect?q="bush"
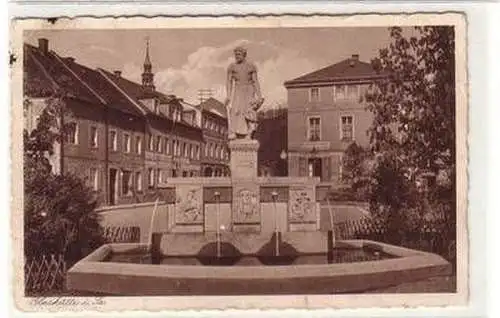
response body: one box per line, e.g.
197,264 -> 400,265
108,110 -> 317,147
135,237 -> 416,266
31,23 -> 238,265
24,169 -> 105,262
327,187 -> 364,202
24,94 -> 105,262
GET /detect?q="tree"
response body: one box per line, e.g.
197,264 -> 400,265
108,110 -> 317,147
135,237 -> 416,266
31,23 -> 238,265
24,93 -> 104,261
366,26 -> 455,198
364,26 -> 456,245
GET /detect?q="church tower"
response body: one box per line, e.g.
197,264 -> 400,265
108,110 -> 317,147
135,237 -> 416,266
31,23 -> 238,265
141,37 -> 155,93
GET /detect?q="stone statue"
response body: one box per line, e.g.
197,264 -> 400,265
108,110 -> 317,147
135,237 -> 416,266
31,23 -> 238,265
224,46 -> 265,140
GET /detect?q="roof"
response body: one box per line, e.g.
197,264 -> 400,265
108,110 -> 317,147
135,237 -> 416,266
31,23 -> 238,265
24,44 -> 105,105
284,56 -> 385,87
24,41 -> 203,135
63,60 -> 145,116
99,69 -> 203,135
198,97 -> 227,119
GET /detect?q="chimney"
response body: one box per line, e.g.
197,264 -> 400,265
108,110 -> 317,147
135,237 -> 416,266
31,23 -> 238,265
114,70 -> 122,77
350,54 -> 359,66
38,38 -> 49,54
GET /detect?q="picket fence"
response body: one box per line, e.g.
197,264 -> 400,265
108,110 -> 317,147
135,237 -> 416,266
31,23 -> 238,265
24,226 -> 140,296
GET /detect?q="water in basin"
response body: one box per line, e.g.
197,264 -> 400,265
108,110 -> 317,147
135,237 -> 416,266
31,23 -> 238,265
104,247 -> 397,266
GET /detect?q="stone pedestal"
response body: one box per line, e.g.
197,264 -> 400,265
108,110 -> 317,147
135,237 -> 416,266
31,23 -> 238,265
229,139 -> 259,179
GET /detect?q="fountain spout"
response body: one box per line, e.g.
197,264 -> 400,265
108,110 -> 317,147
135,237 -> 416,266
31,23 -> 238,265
147,198 -> 160,252
214,191 -> 221,259
326,196 -> 336,263
271,191 -> 280,257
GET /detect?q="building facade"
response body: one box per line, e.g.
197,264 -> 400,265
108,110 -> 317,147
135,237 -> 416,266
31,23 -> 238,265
197,98 -> 230,177
284,54 -> 384,185
24,38 -> 204,206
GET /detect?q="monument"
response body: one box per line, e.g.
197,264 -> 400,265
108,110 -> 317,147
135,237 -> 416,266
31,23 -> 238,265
224,46 -> 264,179
160,46 -> 322,235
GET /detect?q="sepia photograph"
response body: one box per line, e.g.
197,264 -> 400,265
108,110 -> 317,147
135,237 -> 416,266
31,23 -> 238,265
10,13 -> 468,311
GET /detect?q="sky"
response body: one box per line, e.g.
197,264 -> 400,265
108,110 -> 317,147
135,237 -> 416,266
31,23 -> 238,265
24,27 -> 408,108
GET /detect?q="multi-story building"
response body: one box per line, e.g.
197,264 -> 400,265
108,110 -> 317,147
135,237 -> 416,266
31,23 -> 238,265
197,97 -> 230,176
96,42 -> 203,185
23,38 -> 204,206
284,54 -> 385,185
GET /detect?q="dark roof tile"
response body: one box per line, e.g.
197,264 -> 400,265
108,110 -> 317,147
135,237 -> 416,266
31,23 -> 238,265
285,56 -> 384,86
24,44 -> 103,105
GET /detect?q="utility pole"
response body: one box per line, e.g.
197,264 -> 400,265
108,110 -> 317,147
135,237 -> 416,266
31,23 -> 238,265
198,89 -> 213,104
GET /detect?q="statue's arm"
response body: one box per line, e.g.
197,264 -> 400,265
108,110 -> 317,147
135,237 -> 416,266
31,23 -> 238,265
251,63 -> 262,99
225,64 -> 234,107
251,64 -> 264,108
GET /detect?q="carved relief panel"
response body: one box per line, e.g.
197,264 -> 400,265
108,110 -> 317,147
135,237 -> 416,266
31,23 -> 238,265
175,185 -> 203,224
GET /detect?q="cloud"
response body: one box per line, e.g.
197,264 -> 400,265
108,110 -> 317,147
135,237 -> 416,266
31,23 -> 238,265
121,38 -> 320,108
88,45 -> 117,56
255,50 -> 317,108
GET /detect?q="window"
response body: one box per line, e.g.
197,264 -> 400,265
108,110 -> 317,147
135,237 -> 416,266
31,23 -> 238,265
334,85 -> 346,101
189,144 -> 194,158
157,169 -> 162,184
65,122 -> 78,144
172,169 -> 177,178
135,136 -> 142,154
148,168 -> 155,187
308,116 -> 321,141
210,143 -> 214,158
195,145 -> 200,160
148,134 -> 154,151
90,126 -> 98,148
89,168 -> 99,191
359,84 -> 368,102
122,170 -> 132,196
172,107 -> 181,122
110,130 -> 117,151
347,85 -> 359,100
156,136 -> 162,153
135,171 -> 142,191
204,144 -> 208,157
172,139 -> 177,156
164,137 -> 170,154
123,133 -> 131,153
341,116 -> 354,141
182,171 -> 188,177
309,87 -> 320,102
154,100 -> 159,114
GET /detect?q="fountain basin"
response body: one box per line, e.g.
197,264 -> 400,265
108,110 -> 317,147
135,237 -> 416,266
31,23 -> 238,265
66,237 -> 451,295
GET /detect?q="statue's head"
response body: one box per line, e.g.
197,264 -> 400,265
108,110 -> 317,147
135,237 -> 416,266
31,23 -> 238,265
233,46 -> 247,63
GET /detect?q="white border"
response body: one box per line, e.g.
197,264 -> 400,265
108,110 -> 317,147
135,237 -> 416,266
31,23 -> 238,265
4,2 -> 498,317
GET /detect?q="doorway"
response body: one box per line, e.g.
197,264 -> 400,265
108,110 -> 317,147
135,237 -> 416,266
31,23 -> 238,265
109,168 -> 118,205
308,158 -> 322,179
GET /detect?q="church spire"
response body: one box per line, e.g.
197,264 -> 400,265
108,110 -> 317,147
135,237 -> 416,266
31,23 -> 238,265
144,37 -> 152,68
142,36 -> 155,92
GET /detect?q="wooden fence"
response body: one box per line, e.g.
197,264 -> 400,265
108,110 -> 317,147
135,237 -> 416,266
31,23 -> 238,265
24,226 -> 141,296
24,254 -> 66,294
